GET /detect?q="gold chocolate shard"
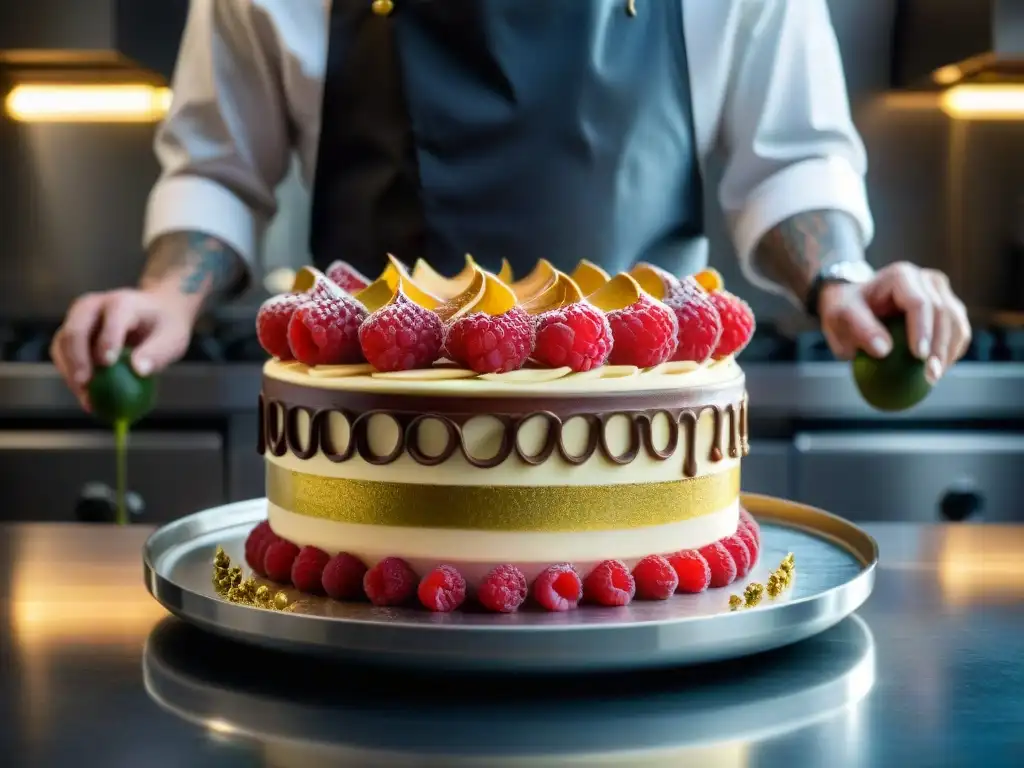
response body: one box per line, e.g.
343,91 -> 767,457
353,277 -> 396,312
412,254 -> 478,299
496,258 -> 514,284
434,268 -> 486,323
379,254 -> 442,310
473,271 -> 519,315
511,259 -> 556,301
693,268 -> 725,293
213,546 -> 229,569
728,594 -> 743,611
629,263 -> 677,301
291,266 -> 337,295
587,273 -> 643,312
743,582 -> 764,607
211,546 -> 291,611
519,272 -> 584,316
570,259 -> 610,295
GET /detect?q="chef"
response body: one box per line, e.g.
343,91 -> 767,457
53,0 -> 971,408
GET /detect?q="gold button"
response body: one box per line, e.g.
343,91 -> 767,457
371,0 -> 394,16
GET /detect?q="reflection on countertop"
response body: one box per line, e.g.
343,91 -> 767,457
141,614 -> 875,766
2,523 -> 1024,766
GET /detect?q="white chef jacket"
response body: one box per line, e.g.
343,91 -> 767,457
144,0 -> 873,300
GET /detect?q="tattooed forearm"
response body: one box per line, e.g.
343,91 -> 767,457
141,231 -> 247,301
751,210 -> 866,306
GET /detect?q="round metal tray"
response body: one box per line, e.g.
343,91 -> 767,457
143,493 -> 877,672
143,613 -> 876,763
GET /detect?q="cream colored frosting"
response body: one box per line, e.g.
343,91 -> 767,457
268,500 -> 739,582
263,356 -> 742,397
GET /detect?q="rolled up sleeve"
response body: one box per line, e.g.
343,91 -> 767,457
717,0 -> 874,296
143,0 -> 291,268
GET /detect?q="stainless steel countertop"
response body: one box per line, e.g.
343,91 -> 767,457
1,522 -> 1022,767
2,361 -> 1024,419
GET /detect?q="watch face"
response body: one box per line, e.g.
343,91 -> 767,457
826,262 -> 874,284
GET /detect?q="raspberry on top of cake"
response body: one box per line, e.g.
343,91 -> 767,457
246,255 -> 758,614
256,254 -> 754,378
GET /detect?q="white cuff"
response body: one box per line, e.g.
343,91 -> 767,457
729,157 -> 875,298
143,175 -> 262,266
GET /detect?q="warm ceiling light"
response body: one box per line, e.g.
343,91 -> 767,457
940,85 -> 1024,120
4,83 -> 172,123
932,64 -> 963,86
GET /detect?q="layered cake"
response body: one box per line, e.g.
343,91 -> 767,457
243,255 -> 761,612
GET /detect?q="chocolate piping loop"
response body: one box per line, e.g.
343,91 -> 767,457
351,410 -> 406,465
514,411 -> 562,465
265,399 -> 287,457
556,413 -> 602,465
598,412 -> 642,465
285,406 -> 320,460
405,414 -> 460,466
318,408 -> 357,463
461,414 -> 516,469
636,409 -> 679,460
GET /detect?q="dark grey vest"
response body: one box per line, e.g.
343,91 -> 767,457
309,0 -> 706,280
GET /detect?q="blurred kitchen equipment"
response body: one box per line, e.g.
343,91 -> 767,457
0,0 -> 1022,527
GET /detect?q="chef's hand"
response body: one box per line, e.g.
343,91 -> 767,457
51,288 -> 197,411
817,262 -> 971,383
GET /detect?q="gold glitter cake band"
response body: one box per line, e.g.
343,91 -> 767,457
266,465 -> 740,532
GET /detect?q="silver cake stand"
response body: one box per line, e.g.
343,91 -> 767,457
143,493 -> 877,672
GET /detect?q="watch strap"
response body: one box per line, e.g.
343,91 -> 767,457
804,261 -> 875,317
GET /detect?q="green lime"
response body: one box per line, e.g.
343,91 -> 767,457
87,350 -> 156,426
852,316 -> 932,412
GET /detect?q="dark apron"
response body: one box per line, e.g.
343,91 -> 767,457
309,0 -> 706,281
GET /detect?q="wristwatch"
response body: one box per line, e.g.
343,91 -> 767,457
804,261 -> 875,317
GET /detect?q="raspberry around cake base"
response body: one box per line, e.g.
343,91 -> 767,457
242,508 -> 763,614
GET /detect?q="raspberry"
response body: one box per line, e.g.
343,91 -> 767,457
606,295 -> 678,367
533,303 -> 613,372
667,550 -> 712,593
699,542 -> 738,588
444,307 -> 534,373
301,269 -> 347,301
477,564 -> 529,613
665,278 -> 723,363
256,293 -> 309,360
244,520 -> 275,575
721,534 -> 752,579
736,526 -> 759,566
363,557 -> 417,606
632,555 -> 679,600
417,565 -> 467,612
739,507 -> 761,543
532,563 -> 583,612
358,296 -> 444,371
325,260 -> 371,294
708,290 -> 755,359
583,560 -> 636,607
291,546 -> 330,594
263,539 -> 300,584
321,552 -> 368,600
287,296 -> 368,366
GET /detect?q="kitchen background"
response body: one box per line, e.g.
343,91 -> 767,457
0,0 -> 1022,524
